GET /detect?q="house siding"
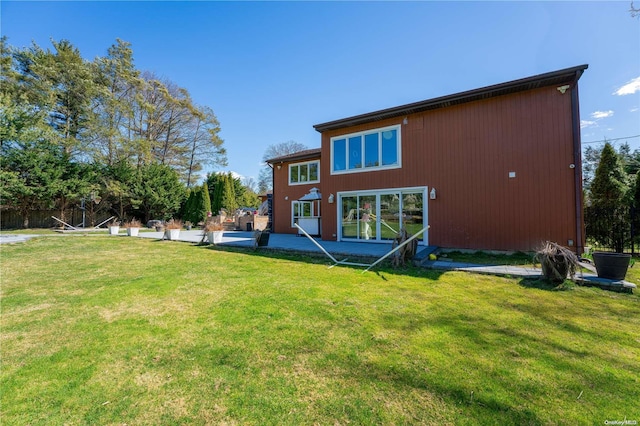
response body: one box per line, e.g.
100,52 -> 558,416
318,85 -> 582,252
270,156 -> 322,235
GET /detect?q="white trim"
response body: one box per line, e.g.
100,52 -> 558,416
330,124 -> 402,175
336,186 -> 428,245
288,160 -> 320,186
291,200 -> 319,228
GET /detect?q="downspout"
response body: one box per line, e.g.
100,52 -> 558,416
268,162 -> 274,231
570,70 -> 585,254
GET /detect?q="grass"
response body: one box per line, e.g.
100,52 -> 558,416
1,236 -> 639,425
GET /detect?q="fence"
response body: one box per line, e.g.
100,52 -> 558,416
0,208 -> 113,230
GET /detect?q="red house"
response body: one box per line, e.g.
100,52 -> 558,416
267,65 -> 588,253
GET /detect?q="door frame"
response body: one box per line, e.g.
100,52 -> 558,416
336,186 -> 428,244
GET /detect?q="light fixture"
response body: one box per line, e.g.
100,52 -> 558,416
429,188 -> 436,200
328,194 -> 334,204
557,85 -> 570,94
277,164 -> 282,170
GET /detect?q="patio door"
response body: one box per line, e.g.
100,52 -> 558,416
339,187 -> 427,244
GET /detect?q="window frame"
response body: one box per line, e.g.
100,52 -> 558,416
288,160 -> 320,186
291,200 -> 318,227
330,124 -> 402,175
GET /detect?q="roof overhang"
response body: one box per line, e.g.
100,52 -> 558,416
313,64 -> 588,133
265,148 -> 322,165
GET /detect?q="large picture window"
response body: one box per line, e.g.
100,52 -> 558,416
289,160 -> 319,185
331,125 -> 401,174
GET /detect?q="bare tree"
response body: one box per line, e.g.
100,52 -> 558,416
258,140 -> 308,193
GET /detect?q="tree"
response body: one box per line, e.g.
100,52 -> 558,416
130,163 -> 185,222
585,143 -> 630,252
207,172 -> 224,215
91,39 -> 142,166
182,182 -> 212,224
184,106 -> 226,188
202,182 -> 212,220
1,139 -> 67,228
221,173 -> 238,213
582,142 -> 639,193
258,140 -> 308,193
632,172 -> 640,248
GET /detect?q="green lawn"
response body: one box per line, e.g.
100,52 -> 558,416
1,236 -> 639,425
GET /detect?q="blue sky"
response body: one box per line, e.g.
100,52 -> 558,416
2,1 -> 639,183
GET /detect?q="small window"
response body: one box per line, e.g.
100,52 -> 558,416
289,160 -> 320,185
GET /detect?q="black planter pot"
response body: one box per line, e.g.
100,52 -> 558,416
592,252 -> 631,281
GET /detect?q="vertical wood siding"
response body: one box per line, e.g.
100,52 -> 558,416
270,160 -> 322,235
316,86 -> 580,252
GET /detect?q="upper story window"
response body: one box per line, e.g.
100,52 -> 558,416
331,125 -> 401,174
289,160 -> 320,185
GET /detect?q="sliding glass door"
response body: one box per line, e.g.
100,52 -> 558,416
339,187 -> 427,243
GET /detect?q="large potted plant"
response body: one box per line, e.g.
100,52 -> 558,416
204,220 -> 224,245
164,219 -> 183,241
108,219 -> 120,235
124,219 -> 141,237
586,143 -> 631,280
534,241 -> 579,283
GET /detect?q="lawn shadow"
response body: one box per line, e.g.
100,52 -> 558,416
194,243 -> 448,280
518,277 -> 575,292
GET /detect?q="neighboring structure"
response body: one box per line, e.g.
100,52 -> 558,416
267,65 -> 588,253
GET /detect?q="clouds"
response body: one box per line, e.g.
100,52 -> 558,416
582,75 -> 640,131
613,76 -> 640,96
582,110 -> 615,129
580,119 -> 596,129
591,110 -> 614,119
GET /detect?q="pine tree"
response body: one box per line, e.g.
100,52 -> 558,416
201,182 -> 212,223
633,172 -> 640,249
221,173 -> 238,214
586,142 -> 630,252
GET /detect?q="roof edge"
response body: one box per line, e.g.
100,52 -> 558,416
265,147 -> 322,164
313,64 -> 589,133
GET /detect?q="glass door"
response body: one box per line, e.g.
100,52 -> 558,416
341,195 -> 358,239
339,188 -> 426,243
358,195 -> 377,240
379,193 -> 400,240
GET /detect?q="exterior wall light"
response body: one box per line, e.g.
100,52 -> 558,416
429,188 -> 436,200
328,194 -> 334,204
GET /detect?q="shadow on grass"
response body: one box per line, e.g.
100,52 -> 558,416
193,242 -> 448,280
518,277 -> 576,292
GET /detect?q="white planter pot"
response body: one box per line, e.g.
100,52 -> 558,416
207,231 -> 223,245
109,226 -> 120,235
167,229 -> 180,240
127,227 -> 139,237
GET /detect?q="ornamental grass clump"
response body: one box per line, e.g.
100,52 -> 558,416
123,219 -> 141,228
165,219 -> 183,230
534,241 -> 580,283
203,220 -> 224,232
